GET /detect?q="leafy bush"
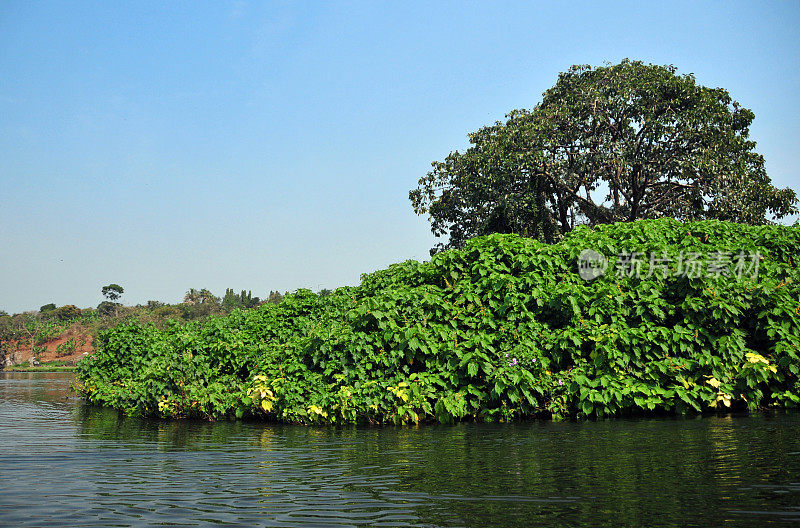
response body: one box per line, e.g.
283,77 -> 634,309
54,305 -> 82,321
221,289 -> 260,311
56,338 -> 77,357
76,219 -> 800,424
153,305 -> 182,320
34,322 -> 64,345
96,301 -> 119,317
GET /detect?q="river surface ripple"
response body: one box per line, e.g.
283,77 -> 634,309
1,372 -> 799,527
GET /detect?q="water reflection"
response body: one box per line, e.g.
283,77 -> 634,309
1,372 -> 799,527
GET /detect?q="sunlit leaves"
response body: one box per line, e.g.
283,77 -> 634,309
411,60 -> 798,255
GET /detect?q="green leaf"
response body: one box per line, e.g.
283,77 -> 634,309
467,362 -> 478,377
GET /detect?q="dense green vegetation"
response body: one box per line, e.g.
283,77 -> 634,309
76,219 -> 800,424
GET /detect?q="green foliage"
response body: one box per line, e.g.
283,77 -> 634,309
0,314 -> 11,342
56,338 -> 77,357
96,301 -> 119,317
1,285 -> 288,367
180,288 -> 221,320
221,289 -> 260,312
411,60 -> 798,254
77,220 -> 800,424
31,344 -> 46,358
266,290 -> 285,304
153,305 -> 182,320
0,306 -> 94,365
53,304 -> 81,321
184,288 -> 219,305
34,321 -> 64,344
101,284 -> 124,302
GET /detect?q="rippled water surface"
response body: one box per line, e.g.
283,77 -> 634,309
1,372 -> 799,527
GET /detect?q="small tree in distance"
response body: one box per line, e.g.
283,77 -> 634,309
100,284 -> 124,317
101,284 -> 124,303
221,289 -> 260,312
266,291 -> 284,304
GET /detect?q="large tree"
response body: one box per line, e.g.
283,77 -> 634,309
410,59 -> 798,253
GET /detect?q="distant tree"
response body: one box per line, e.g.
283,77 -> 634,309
153,305 -> 182,320
99,284 -> 124,317
183,288 -> 219,305
101,284 -> 124,302
221,289 -> 260,312
146,300 -> 165,309
0,313 -> 12,347
39,303 -> 56,313
318,289 -> 333,297
96,301 -> 117,317
9,314 -> 37,365
244,290 -> 259,308
53,305 -> 81,321
180,288 -> 221,320
183,288 -> 200,304
266,291 -> 284,304
0,312 -> 15,366
411,59 -> 799,253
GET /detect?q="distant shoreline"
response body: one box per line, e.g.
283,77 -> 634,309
2,362 -> 77,373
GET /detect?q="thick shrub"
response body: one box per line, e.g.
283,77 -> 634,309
76,219 -> 800,423
54,304 -> 81,321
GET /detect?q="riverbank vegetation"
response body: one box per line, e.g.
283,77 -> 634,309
76,219 -> 800,424
0,288 -> 287,368
3,361 -> 77,372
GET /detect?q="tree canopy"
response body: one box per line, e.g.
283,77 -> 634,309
101,284 -> 124,302
221,289 -> 260,312
410,59 -> 798,253
183,288 -> 219,305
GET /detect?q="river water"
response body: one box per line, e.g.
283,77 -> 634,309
1,372 -> 799,527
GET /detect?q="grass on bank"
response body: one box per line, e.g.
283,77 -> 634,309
3,360 -> 78,372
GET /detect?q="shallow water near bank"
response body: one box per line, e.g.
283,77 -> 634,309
1,372 -> 799,527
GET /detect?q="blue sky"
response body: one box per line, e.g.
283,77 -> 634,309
1,1 -> 799,313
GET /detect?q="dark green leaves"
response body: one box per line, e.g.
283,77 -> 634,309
411,60 -> 798,255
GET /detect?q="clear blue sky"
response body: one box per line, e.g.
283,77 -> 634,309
1,1 -> 798,314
